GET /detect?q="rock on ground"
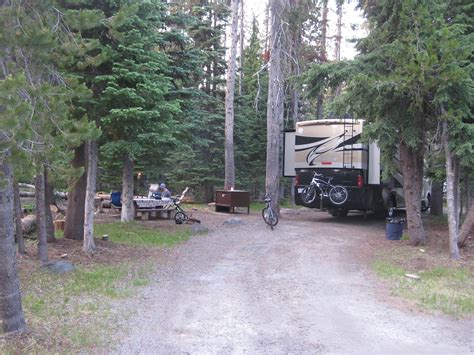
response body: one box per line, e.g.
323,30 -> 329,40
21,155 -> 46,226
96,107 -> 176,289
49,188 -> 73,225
223,217 -> 245,226
42,260 -> 76,274
189,223 -> 208,234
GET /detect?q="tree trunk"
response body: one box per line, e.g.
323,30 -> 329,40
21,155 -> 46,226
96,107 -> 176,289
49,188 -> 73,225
239,0 -> 244,96
465,176 -> 471,215
334,0 -> 343,97
453,156 -> 460,227
83,140 -> 97,253
288,0 -> 302,204
399,141 -> 426,245
334,0 -> 342,61
458,194 -> 473,248
35,169 -> 48,262
64,144 -> 87,240
443,121 -> 460,258
21,214 -> 36,235
121,154 -> 135,222
44,167 -> 55,243
13,179 -> 25,254
430,180 -> 443,216
290,85 -> 299,204
0,151 -> 26,334
264,2 -> 270,56
316,0 -> 329,119
266,0 -> 286,211
321,0 -> 328,63
224,0 -> 239,190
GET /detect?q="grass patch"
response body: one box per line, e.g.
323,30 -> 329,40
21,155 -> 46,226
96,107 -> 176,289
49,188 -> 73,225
373,260 -> 406,278
181,203 -> 208,211
249,200 -> 298,213
0,261 -> 153,353
94,222 -> 191,247
372,260 -> 474,318
250,202 -> 265,212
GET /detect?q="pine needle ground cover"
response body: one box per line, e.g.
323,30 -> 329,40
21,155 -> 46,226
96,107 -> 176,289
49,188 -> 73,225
0,222 -> 191,353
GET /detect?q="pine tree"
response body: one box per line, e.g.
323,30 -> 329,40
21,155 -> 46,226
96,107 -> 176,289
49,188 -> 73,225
58,1 -> 180,221
97,2 -> 179,221
306,0 -> 473,250
0,0 -> 89,333
159,1 -> 229,201
235,17 -> 268,196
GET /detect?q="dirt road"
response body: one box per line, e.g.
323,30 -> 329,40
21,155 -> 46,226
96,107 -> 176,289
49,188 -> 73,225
117,209 -> 473,354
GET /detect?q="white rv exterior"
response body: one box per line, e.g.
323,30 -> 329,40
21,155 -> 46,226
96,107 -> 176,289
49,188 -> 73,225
284,119 -> 404,216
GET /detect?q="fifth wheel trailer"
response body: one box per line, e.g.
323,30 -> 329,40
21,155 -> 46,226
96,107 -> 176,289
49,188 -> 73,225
283,119 -> 409,217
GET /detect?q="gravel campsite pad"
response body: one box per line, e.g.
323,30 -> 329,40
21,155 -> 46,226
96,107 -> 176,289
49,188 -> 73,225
115,209 -> 473,354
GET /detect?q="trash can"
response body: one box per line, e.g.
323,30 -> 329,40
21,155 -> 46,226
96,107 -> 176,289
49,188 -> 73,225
386,217 -> 405,240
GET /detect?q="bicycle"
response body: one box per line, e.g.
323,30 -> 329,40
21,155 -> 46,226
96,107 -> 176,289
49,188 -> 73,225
262,196 -> 278,230
172,195 -> 201,225
301,172 -> 348,206
174,200 -> 201,224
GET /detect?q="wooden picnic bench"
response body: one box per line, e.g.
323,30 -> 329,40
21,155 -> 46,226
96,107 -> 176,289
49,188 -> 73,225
133,198 -> 175,220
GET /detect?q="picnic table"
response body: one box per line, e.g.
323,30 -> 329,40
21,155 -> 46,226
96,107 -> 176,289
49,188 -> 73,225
133,197 -> 175,220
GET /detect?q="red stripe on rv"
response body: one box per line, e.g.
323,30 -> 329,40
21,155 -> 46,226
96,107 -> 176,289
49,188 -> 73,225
321,162 -> 332,165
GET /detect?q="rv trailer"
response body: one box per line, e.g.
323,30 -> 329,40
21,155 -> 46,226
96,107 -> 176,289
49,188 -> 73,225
283,119 -> 405,217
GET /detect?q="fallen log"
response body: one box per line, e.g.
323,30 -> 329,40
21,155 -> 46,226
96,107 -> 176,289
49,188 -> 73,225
20,191 -> 36,198
19,183 -> 35,190
21,214 -> 36,235
20,190 -> 68,199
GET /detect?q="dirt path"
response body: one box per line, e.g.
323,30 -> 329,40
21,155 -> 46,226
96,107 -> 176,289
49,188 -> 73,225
116,210 -> 473,354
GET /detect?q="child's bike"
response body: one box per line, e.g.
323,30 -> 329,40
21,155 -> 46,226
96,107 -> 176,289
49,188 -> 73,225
171,187 -> 201,224
262,196 -> 278,230
173,198 -> 201,224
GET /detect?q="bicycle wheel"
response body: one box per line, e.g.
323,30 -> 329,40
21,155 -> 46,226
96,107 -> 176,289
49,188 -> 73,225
174,212 -> 187,224
301,186 -> 317,204
262,207 -> 278,229
329,185 -> 348,205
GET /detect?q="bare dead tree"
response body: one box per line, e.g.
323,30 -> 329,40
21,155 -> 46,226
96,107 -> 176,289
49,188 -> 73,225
35,170 -> 48,262
121,154 -> 135,222
224,0 -> 240,190
0,149 -> 26,334
317,0 -> 329,119
13,179 -> 26,254
239,0 -> 244,96
443,120 -> 460,258
83,139 -> 97,253
266,0 -> 289,211
334,0 -> 343,97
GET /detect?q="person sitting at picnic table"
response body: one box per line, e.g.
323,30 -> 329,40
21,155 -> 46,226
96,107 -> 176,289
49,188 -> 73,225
151,190 -> 162,199
159,183 -> 171,199
148,184 -> 161,199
